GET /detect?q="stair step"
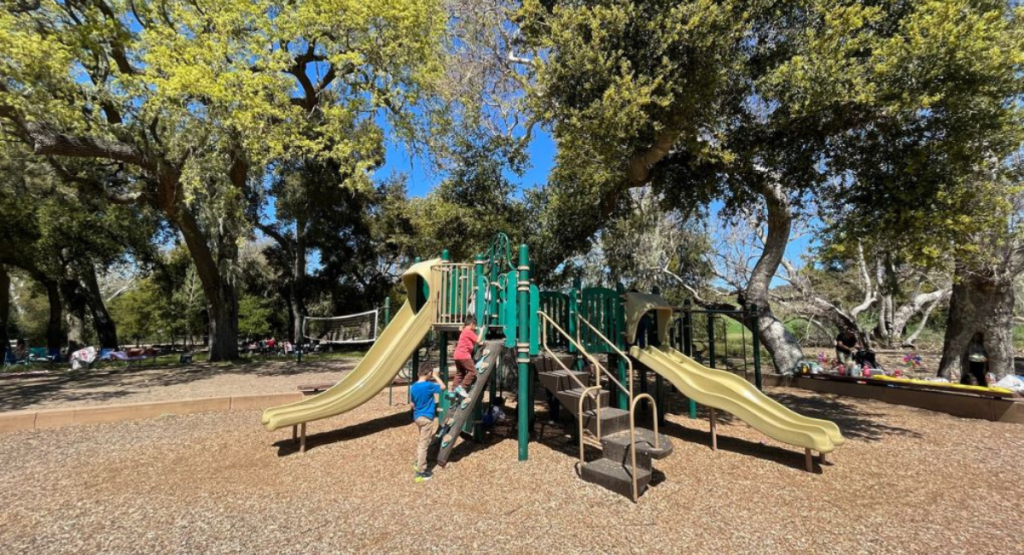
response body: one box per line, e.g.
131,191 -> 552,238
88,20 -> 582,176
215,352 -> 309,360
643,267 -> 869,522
580,407 -> 630,436
531,353 -> 576,374
557,388 -> 609,417
538,370 -> 590,393
580,458 -> 653,499
600,428 -> 674,470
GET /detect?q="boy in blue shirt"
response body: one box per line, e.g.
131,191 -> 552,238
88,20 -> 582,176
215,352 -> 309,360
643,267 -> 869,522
410,364 -> 446,482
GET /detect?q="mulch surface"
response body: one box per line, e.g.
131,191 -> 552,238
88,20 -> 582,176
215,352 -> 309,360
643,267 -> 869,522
1,386 -> 1021,554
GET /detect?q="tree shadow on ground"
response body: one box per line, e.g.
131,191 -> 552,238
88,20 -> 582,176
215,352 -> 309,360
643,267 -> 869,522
438,406 -> 520,467
0,359 -> 358,411
642,386 -> 921,444
272,410 -> 411,456
656,418 -> 821,472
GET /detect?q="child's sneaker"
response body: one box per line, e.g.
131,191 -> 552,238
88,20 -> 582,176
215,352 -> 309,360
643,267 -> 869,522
414,471 -> 433,483
454,386 -> 470,398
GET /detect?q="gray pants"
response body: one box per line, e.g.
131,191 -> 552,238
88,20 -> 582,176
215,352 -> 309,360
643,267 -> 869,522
836,349 -> 854,367
415,416 -> 433,471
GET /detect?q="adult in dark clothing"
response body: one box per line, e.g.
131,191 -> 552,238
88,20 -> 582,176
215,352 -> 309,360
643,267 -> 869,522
835,328 -> 859,367
962,333 -> 989,387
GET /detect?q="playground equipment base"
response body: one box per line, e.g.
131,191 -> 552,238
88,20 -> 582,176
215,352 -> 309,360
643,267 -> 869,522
534,353 -> 673,500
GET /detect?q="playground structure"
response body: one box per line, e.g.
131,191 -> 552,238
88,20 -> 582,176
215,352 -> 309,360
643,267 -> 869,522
262,233 -> 845,500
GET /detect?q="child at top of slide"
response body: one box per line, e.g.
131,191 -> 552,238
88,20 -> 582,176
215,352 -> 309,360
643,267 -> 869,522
451,315 -> 484,399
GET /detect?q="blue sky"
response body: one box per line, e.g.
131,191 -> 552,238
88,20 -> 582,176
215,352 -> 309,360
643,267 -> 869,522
378,129 -> 558,197
376,125 -> 816,283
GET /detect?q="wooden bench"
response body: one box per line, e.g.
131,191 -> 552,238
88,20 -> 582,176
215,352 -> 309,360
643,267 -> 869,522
297,375 -> 413,396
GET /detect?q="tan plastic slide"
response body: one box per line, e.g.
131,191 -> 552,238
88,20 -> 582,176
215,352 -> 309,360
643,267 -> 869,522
262,259 -> 440,432
630,345 -> 845,453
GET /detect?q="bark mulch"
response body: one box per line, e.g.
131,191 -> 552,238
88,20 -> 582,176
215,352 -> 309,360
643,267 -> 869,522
0,359 -> 357,412
0,386 -> 1020,554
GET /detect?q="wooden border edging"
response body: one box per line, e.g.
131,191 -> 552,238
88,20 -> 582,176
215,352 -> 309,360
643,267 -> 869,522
710,370 -> 1024,425
0,392 -> 303,433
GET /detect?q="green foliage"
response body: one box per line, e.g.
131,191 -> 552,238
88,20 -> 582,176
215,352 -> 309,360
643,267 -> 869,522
771,0 -> 1024,266
520,0 -> 745,262
237,294 -> 274,339
108,279 -> 164,345
409,134 -> 533,262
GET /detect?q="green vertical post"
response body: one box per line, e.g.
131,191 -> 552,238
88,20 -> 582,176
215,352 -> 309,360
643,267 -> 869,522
684,299 -> 697,419
476,256 -> 496,407
410,257 -> 422,405
615,283 -> 628,409
750,304 -> 763,391
517,244 -> 530,461
438,332 -> 450,419
707,313 -> 717,369
383,297 -> 390,328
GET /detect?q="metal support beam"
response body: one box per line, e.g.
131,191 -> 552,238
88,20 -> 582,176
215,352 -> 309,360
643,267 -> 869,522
517,244 -> 531,461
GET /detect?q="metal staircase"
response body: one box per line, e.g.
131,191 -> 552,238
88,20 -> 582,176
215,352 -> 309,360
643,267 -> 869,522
535,312 -> 673,501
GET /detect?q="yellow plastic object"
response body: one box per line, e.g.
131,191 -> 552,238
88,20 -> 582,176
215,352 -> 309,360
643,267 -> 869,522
872,375 -> 1013,395
622,292 -> 673,345
261,259 -> 441,431
630,345 -> 845,454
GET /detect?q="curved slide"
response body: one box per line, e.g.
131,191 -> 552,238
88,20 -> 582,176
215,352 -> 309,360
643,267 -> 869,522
630,345 -> 845,454
262,259 -> 440,432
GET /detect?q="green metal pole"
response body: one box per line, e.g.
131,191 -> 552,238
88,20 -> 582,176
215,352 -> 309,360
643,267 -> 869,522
684,299 -> 697,419
410,257 -> 422,405
615,283 -> 628,410
438,332 -> 450,419
517,244 -> 530,461
750,304 -> 763,391
384,297 -> 390,327
707,313 -> 717,369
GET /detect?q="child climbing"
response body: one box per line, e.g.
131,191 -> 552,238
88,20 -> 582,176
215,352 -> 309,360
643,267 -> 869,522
410,364 -> 446,482
452,315 -> 483,399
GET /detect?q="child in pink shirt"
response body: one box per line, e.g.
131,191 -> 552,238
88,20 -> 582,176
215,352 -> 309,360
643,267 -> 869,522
451,315 -> 482,398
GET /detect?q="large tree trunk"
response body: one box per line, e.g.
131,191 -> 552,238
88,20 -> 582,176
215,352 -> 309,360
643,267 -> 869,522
937,266 -> 1015,379
60,279 -> 88,353
42,279 -> 63,353
740,181 -> 805,374
174,207 -> 239,361
0,265 -> 9,356
290,223 -> 307,344
80,265 -> 118,349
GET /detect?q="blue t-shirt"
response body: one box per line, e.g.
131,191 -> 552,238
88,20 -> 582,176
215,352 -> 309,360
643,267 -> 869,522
410,381 -> 442,421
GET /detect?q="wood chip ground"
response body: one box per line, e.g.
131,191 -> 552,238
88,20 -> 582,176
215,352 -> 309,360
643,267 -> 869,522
1,385 -> 1021,554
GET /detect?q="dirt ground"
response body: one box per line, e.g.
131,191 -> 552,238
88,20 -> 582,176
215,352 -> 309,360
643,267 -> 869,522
1,385 -> 1021,555
0,359 -> 358,412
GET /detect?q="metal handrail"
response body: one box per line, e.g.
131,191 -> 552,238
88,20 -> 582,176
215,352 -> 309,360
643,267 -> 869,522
537,311 -> 604,466
629,393 -> 660,503
578,385 -> 604,463
538,312 -> 592,393
575,314 -> 633,398
537,311 -> 609,384
541,310 -> 663,501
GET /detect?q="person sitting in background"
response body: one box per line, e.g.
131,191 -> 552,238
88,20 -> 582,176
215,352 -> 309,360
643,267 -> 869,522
835,328 -> 859,368
482,397 -> 507,430
962,333 -> 989,387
